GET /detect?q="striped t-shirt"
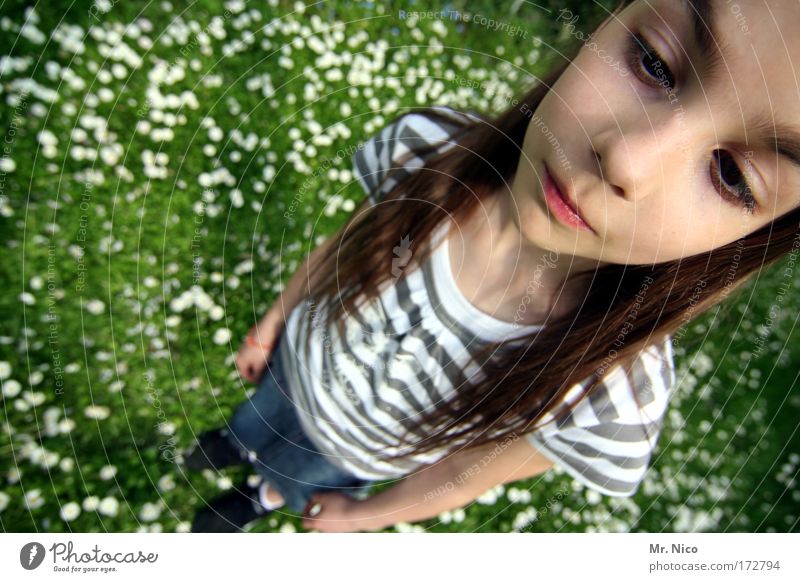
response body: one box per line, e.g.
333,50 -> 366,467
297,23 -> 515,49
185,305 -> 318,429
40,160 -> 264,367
276,105 -> 677,497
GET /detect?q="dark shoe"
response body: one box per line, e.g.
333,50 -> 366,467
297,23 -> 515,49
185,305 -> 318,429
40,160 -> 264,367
191,480 -> 270,533
183,427 -> 247,472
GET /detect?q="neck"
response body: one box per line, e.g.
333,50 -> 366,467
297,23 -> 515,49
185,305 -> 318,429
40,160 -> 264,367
478,187 -> 604,321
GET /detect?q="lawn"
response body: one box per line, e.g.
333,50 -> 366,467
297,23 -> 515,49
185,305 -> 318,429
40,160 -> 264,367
0,0 -> 797,532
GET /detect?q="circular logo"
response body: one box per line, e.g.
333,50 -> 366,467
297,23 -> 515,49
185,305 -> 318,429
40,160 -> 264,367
20,542 -> 46,570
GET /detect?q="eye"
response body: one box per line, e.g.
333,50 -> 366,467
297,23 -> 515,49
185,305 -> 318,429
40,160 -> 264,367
710,149 -> 757,213
626,32 -> 676,91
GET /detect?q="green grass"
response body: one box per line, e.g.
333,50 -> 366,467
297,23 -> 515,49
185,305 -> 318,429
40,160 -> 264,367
0,0 -> 797,533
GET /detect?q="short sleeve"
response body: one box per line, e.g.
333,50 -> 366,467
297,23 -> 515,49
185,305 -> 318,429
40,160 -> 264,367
351,105 -> 477,206
525,337 -> 677,497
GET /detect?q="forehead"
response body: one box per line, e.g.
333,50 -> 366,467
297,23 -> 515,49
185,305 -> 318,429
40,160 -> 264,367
634,0 -> 800,127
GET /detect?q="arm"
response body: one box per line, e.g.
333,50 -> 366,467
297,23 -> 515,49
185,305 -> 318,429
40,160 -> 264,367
245,232 -> 337,347
346,435 -> 555,531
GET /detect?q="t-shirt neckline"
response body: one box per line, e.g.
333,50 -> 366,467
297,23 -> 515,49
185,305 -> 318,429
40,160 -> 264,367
430,221 -> 543,342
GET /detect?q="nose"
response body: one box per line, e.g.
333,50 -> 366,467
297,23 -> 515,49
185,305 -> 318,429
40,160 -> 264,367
591,112 -> 689,202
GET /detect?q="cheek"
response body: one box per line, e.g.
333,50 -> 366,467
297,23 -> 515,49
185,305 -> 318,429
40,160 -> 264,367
535,59 -> 624,152
565,48 -> 625,104
622,205 -> 734,263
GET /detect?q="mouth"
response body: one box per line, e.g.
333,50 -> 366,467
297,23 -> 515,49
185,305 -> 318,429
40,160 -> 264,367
542,163 -> 594,234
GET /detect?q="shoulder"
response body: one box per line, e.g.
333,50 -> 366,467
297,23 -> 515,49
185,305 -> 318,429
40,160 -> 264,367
382,105 -> 482,142
352,106 -> 482,201
535,335 -> 676,431
579,337 -> 676,428
595,335 -> 677,427
522,335 -> 677,497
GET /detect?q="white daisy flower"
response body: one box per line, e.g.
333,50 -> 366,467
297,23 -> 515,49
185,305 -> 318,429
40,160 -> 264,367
58,418 -> 76,433
585,489 -> 602,505
169,296 -> 189,312
37,129 -> 58,147
136,120 -> 151,135
6,468 -> 20,485
60,502 -> 81,521
0,361 -> 10,379
84,405 -> 111,420
208,126 -> 224,142
139,501 -> 161,522
100,146 -> 120,166
234,259 -> 253,275
476,484 -> 503,505
194,293 -> 214,311
230,188 -> 244,208
82,496 -> 100,511
99,465 -> 117,480
2,379 -> 22,398
213,328 -> 232,345
19,292 -> 35,305
98,496 -> 119,517
198,173 -> 213,188
85,299 -> 105,315
22,391 -> 45,407
25,489 -> 44,510
42,451 -> 60,468
158,474 -> 176,492
0,491 -> 9,512
208,305 -> 224,320
157,421 -> 175,435
29,370 -> 44,385
0,157 -> 16,172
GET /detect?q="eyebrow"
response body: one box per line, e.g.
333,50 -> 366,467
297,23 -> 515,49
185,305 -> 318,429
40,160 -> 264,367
682,0 -> 725,82
682,0 -> 800,171
754,122 -> 800,171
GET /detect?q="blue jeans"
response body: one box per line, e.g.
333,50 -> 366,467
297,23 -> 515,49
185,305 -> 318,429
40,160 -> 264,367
225,333 -> 373,513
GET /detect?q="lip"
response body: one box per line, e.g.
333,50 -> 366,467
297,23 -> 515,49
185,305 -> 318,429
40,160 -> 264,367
542,163 -> 594,233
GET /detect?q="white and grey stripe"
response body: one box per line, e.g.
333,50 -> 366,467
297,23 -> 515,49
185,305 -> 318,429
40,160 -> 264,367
276,107 -> 676,497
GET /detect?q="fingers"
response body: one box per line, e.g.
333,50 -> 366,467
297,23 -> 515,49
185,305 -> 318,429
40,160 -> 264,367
236,347 -> 270,384
302,495 -> 321,517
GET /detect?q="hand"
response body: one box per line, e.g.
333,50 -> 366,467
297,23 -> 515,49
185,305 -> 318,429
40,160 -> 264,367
235,307 -> 285,384
301,492 -> 367,533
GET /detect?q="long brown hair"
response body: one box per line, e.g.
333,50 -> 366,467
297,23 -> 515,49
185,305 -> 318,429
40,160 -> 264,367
300,7 -> 800,465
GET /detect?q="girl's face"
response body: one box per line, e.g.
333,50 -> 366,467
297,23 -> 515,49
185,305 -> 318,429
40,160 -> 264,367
513,0 -> 800,265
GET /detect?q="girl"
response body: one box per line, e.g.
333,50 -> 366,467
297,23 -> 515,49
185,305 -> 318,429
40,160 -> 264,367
188,0 -> 800,533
